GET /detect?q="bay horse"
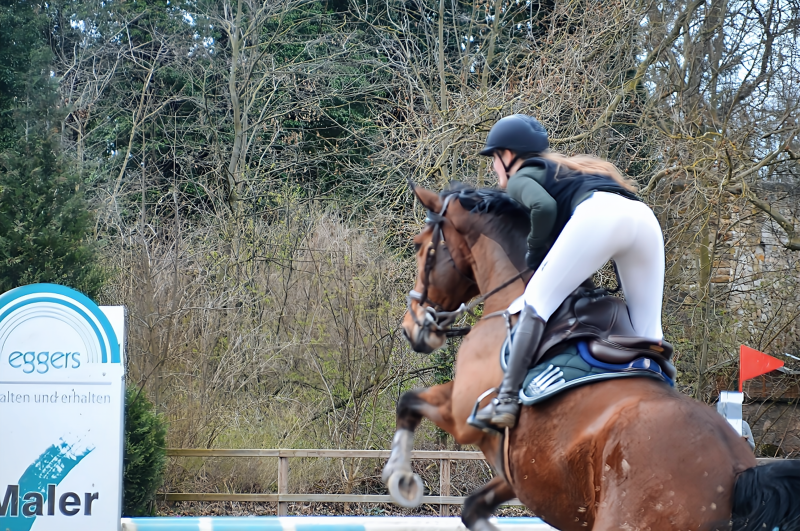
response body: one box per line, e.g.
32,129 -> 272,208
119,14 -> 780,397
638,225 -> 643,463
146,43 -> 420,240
381,183 -> 800,531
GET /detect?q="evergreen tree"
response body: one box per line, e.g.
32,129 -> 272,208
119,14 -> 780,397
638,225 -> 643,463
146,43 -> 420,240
0,0 -> 104,297
0,0 -> 52,150
123,386 -> 167,516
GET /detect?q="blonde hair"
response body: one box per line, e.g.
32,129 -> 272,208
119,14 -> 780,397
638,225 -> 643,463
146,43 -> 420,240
538,151 -> 637,192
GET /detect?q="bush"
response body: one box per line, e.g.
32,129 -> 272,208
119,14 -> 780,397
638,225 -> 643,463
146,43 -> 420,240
123,386 -> 167,516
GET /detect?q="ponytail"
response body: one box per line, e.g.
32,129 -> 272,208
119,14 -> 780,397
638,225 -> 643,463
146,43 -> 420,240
539,152 -> 637,192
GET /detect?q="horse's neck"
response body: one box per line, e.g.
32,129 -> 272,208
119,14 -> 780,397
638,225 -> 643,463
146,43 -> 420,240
470,234 -> 527,314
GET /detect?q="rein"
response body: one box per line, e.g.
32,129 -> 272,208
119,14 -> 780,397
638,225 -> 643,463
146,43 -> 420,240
408,193 -> 532,338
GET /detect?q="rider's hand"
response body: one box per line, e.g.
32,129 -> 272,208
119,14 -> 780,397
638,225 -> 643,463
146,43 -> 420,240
526,250 -> 545,271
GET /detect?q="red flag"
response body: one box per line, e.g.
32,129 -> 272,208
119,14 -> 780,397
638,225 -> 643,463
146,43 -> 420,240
740,345 -> 784,392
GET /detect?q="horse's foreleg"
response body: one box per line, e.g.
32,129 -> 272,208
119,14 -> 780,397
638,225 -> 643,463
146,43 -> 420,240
383,383 -> 454,507
461,476 -> 516,531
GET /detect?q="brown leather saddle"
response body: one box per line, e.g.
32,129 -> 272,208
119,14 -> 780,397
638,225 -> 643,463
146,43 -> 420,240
536,281 -> 677,380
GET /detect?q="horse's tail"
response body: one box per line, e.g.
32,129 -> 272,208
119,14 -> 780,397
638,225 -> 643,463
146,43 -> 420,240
732,460 -> 800,531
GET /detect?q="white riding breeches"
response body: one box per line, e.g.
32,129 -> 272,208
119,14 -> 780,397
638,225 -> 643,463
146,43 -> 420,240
508,192 -> 665,340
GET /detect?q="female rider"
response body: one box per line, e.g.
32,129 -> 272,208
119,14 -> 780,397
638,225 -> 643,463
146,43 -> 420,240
471,114 -> 666,430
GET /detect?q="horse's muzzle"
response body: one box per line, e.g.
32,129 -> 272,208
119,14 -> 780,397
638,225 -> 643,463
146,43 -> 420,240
402,311 -> 446,353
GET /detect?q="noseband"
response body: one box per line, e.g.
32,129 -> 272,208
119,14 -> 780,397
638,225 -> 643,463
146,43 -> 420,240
407,194 -> 531,338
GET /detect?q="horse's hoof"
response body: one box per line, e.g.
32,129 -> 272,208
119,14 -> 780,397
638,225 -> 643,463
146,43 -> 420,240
467,519 -> 499,531
386,470 -> 424,508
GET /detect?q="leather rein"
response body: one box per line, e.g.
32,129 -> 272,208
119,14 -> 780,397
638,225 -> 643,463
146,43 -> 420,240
407,194 -> 532,338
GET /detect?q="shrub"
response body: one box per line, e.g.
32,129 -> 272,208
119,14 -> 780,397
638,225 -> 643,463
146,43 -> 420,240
123,386 -> 167,516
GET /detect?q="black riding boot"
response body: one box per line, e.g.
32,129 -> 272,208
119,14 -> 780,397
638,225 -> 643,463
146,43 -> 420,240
473,305 -> 546,429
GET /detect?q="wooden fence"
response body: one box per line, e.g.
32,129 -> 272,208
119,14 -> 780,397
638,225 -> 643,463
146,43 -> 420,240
164,448 -> 522,516
164,449 -> 782,516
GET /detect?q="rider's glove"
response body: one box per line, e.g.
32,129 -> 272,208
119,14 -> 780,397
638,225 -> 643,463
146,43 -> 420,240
526,249 -> 545,271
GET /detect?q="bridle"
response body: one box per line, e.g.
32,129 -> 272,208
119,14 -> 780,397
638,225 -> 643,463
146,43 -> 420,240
407,194 -> 476,337
407,192 -> 531,338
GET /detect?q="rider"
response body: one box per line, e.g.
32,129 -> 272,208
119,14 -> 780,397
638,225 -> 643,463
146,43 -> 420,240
472,114 -> 666,430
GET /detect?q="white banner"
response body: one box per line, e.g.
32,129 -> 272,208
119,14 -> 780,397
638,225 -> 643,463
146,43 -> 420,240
0,284 -> 125,531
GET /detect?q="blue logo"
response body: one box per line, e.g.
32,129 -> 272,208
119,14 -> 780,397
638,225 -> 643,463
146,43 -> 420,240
0,437 -> 95,530
0,284 -> 120,365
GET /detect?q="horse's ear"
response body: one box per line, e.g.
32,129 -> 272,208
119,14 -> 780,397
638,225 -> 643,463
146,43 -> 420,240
411,185 -> 443,213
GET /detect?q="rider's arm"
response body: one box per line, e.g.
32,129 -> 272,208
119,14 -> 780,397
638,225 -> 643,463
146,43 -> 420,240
506,168 -> 557,255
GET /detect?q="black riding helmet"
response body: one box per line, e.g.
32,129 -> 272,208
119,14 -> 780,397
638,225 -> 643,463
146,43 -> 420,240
479,114 -> 549,160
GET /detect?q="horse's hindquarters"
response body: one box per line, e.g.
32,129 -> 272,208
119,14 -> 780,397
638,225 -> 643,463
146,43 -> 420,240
507,378 -> 756,531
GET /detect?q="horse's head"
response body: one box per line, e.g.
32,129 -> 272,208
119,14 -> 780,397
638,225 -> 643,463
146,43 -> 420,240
402,185 -> 480,352
402,183 -> 530,353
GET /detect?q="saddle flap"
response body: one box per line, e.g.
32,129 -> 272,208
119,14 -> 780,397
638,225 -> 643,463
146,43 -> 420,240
573,296 -> 637,336
536,284 -> 674,376
538,288 -> 638,357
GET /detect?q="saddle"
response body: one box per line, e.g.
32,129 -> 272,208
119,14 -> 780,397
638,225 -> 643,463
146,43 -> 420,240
535,281 -> 676,381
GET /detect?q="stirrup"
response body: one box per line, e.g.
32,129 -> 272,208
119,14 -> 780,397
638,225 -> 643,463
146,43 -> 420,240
491,396 -> 520,406
480,396 -> 521,430
467,388 -> 503,435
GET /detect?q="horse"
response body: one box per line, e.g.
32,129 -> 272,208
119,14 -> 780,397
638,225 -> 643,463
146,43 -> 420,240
381,183 -> 800,531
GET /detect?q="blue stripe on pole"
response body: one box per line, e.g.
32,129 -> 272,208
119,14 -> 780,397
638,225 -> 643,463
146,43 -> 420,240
121,516 -> 553,531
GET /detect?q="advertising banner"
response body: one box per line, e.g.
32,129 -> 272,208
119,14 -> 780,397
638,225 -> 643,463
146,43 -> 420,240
0,284 -> 125,531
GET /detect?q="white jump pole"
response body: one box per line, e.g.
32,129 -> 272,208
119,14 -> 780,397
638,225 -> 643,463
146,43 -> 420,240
121,516 -> 555,531
716,390 -> 744,436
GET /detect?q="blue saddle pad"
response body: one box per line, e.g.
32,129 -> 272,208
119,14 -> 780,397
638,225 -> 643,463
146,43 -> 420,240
500,333 -> 673,406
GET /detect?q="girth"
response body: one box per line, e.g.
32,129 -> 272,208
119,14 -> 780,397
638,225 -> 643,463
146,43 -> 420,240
536,281 -> 676,380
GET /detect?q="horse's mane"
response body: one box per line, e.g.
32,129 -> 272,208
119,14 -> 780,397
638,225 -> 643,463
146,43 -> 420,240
439,182 -> 531,241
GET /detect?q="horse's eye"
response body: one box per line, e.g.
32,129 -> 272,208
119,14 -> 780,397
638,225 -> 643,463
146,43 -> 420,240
414,243 -> 422,252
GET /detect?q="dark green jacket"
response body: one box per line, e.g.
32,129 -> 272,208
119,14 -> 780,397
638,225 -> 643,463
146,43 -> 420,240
505,165 -> 556,266
506,160 -> 639,268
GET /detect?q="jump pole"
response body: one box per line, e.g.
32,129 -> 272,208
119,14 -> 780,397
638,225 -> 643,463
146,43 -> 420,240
121,516 -> 555,530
